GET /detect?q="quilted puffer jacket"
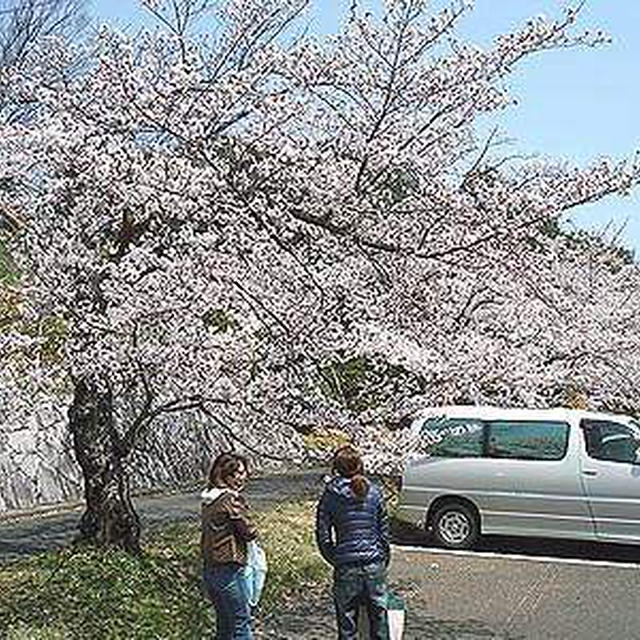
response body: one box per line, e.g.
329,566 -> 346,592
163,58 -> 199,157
315,476 -> 390,567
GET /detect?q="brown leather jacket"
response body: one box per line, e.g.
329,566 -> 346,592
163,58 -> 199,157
201,487 -> 258,567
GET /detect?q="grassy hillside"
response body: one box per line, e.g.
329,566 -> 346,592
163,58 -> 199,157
0,500 -> 330,639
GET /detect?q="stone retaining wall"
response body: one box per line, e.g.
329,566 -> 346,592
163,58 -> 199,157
0,399 -> 229,514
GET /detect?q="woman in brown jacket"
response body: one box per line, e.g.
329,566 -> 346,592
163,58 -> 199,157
201,452 -> 257,640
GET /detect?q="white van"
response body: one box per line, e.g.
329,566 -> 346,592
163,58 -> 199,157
396,405 -> 640,549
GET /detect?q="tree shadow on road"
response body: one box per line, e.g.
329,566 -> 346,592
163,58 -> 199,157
404,611 -> 524,639
391,517 -> 640,565
256,587 -> 524,640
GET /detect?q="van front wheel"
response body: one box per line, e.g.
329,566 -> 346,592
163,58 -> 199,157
431,502 -> 479,549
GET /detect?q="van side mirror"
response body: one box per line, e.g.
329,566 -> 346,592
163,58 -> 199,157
635,446 -> 640,465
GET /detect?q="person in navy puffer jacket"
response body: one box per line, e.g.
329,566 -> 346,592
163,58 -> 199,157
315,445 -> 391,640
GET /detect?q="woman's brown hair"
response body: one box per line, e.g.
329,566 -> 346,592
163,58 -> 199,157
332,445 -> 369,500
208,452 -> 249,489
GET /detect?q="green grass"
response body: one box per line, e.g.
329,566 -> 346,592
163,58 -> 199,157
0,500 -> 331,639
0,240 -> 18,285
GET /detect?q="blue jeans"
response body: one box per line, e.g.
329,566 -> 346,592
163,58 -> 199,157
333,561 -> 389,640
203,564 -> 253,640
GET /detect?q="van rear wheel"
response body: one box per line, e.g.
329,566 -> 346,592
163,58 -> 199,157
431,502 -> 479,549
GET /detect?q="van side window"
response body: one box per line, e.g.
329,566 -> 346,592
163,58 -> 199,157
486,421 -> 569,460
418,417 -> 484,458
581,420 -> 639,464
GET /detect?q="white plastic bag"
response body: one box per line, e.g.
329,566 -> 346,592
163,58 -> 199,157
386,592 -> 406,640
358,592 -> 406,640
243,540 -> 268,607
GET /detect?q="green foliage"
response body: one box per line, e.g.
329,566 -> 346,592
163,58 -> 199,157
0,294 -> 67,366
35,316 -> 68,364
0,285 -> 22,332
201,308 -> 239,333
534,218 -> 636,268
303,427 -> 352,453
0,240 -> 18,285
0,500 -> 330,639
5,623 -> 70,639
379,166 -> 420,206
0,268 -> 67,365
320,354 -> 421,414
563,226 -> 635,268
320,355 -> 370,411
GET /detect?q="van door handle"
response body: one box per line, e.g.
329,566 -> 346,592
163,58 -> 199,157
582,470 -> 598,476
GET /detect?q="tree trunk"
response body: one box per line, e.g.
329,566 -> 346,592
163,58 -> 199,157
68,377 -> 141,554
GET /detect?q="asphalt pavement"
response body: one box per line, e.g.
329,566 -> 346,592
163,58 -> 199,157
255,529 -> 640,640
388,541 -> 640,640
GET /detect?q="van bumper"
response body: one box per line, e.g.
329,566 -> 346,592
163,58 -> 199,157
395,503 -> 427,528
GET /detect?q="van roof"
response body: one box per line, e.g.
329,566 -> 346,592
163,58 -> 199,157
410,405 -> 635,425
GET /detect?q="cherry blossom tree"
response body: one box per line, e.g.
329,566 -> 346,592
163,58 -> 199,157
0,0 -> 87,257
0,0 -> 85,65
1,0 -> 639,551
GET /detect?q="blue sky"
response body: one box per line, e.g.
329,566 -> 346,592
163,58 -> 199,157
91,0 -> 640,256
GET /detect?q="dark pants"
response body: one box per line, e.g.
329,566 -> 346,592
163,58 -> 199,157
333,561 -> 389,640
203,564 -> 253,640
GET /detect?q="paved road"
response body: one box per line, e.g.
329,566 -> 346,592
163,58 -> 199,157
258,524 -> 640,639
4,477 -> 640,639
383,527 -> 640,639
259,537 -> 640,640
389,542 -> 640,639
0,470 -> 325,561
